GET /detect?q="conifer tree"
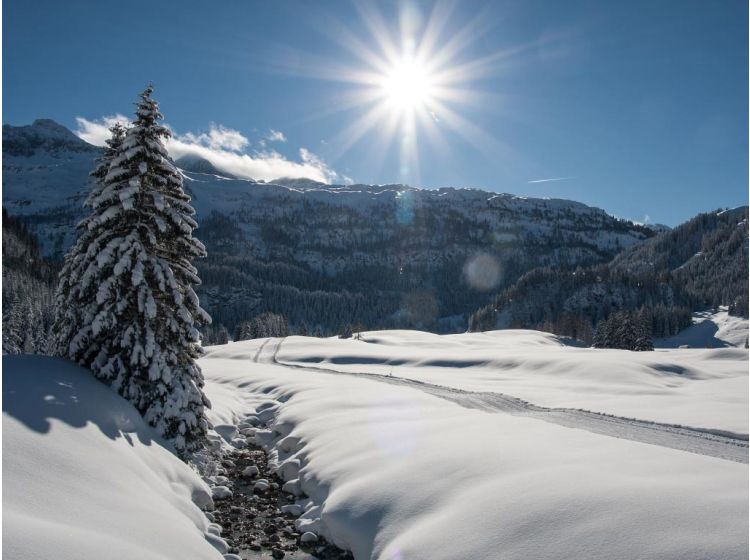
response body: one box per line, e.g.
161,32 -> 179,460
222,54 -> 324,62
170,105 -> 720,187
215,325 -> 230,345
234,320 -> 252,341
53,86 -> 211,454
592,315 -> 612,348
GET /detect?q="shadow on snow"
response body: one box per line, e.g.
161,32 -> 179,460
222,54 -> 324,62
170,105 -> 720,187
2,354 -> 156,448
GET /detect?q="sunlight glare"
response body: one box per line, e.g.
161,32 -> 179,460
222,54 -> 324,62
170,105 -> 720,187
380,57 -> 434,111
308,1 -> 521,186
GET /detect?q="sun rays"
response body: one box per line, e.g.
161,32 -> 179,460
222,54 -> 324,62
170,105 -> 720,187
270,1 -> 528,186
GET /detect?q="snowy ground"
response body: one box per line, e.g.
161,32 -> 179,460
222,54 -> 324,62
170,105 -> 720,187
4,323 -> 748,559
268,329 -> 749,435
202,328 -> 749,559
654,308 -> 748,349
2,356 -> 224,560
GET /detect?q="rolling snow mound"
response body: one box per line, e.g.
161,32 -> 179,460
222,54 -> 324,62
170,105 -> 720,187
2,355 -> 223,560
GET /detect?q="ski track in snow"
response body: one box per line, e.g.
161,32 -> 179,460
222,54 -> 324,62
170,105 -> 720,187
256,338 -> 748,464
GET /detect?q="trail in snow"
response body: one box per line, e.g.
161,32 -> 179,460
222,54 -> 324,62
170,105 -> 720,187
257,338 -> 748,464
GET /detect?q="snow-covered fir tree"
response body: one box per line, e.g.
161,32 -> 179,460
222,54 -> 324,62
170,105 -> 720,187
53,86 -> 211,454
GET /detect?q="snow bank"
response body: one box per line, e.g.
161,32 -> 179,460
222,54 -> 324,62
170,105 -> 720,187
271,330 -> 748,434
655,308 -> 749,349
201,341 -> 748,560
3,355 -> 222,560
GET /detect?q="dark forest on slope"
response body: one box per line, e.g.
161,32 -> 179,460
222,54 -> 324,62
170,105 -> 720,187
2,209 -> 59,354
469,208 -> 749,344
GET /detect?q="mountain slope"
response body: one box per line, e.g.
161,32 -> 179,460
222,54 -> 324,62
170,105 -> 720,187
469,208 -> 749,339
3,119 -> 658,334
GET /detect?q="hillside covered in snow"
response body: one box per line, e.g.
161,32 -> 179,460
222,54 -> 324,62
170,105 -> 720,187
3,356 -> 220,560
3,119 -> 658,334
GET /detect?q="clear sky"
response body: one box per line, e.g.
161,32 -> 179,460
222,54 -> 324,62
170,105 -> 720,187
3,0 -> 747,225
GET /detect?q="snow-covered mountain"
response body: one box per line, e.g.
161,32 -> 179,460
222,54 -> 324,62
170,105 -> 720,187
3,119 -> 658,333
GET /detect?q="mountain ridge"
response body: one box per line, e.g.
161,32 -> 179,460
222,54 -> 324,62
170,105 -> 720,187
3,119 -> 663,334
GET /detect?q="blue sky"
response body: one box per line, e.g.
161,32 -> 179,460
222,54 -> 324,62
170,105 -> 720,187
3,0 -> 747,225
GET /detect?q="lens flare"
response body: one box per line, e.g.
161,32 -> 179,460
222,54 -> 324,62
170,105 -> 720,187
463,254 -> 501,291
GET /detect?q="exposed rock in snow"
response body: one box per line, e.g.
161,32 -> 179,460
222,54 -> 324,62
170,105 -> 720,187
212,486 -> 234,500
281,504 -> 304,516
214,424 -> 239,442
204,532 -> 230,554
253,479 -> 271,492
281,479 -> 302,497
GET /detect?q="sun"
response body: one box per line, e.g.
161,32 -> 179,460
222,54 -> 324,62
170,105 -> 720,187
294,2 -> 518,186
380,57 -> 435,112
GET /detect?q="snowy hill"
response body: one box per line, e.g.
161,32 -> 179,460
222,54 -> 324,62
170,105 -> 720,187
5,331 -> 747,559
3,119 -> 657,333
470,207 -> 749,338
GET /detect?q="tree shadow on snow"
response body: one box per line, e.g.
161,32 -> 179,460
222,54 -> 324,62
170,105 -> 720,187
2,354 -> 155,447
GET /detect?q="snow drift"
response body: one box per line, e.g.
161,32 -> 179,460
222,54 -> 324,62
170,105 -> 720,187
2,355 -> 222,560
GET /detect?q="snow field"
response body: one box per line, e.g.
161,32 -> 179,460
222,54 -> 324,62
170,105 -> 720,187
654,308 -> 749,349
269,325 -> 749,435
201,338 -> 749,560
4,323 -> 746,560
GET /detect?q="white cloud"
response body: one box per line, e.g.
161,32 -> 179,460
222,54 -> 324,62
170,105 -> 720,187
74,114 -> 130,146
74,116 -> 342,184
266,129 -> 287,143
181,124 -> 249,152
168,135 -> 339,184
